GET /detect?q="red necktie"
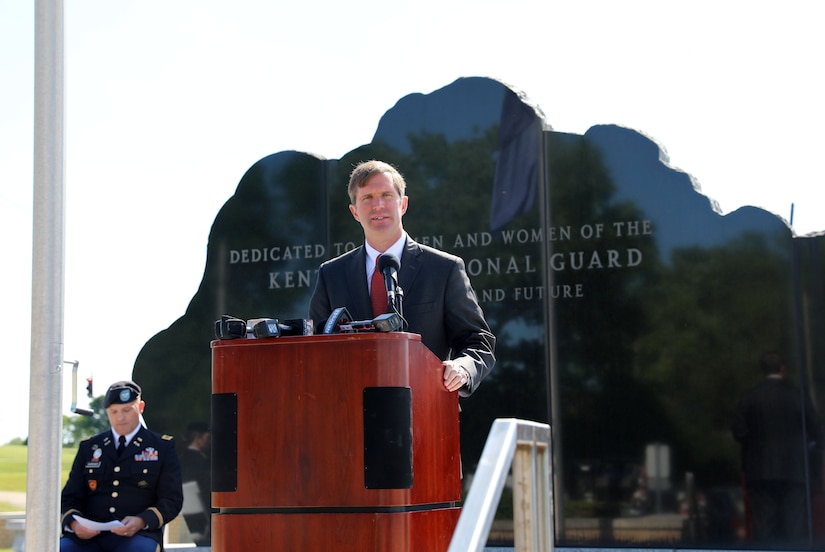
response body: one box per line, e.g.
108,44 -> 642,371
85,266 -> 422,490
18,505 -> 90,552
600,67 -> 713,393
370,255 -> 386,316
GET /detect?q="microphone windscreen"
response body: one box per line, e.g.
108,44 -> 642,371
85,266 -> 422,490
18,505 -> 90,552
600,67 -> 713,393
378,253 -> 401,272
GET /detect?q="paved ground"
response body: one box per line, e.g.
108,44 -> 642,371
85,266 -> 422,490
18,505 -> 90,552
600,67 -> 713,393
0,492 -> 25,510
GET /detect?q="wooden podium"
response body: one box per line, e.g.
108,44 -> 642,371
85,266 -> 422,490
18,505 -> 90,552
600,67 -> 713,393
210,332 -> 462,551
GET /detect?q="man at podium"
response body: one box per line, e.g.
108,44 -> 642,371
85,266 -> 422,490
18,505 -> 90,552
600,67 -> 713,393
310,160 -> 495,397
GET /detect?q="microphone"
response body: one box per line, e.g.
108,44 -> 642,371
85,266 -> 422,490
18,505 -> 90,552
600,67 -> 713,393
378,253 -> 401,312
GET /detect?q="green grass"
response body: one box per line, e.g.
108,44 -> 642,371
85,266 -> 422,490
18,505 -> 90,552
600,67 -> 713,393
0,446 -> 82,549
0,444 -> 75,500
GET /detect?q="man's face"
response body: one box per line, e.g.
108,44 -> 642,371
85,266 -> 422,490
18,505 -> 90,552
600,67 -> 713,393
349,171 -> 408,246
194,432 -> 212,451
106,400 -> 144,436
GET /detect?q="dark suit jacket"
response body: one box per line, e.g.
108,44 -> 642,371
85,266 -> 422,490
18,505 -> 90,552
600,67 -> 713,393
310,237 -> 495,396
180,447 -> 211,512
61,426 -> 183,546
732,377 -> 821,483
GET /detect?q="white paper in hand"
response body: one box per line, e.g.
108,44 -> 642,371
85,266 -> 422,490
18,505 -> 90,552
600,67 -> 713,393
72,514 -> 125,531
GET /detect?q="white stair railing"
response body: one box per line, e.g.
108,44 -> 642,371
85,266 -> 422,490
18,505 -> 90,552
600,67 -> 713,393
449,418 -> 554,552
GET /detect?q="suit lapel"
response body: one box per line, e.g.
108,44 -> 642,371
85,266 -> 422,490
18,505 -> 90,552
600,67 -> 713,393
398,238 -> 423,295
346,247 -> 372,320
129,428 -> 146,457
101,435 -> 119,462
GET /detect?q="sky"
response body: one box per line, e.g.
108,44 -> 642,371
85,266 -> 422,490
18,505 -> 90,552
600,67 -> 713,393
1,0 -> 823,445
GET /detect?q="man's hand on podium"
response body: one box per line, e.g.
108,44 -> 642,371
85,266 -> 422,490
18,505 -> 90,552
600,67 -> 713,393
442,360 -> 470,393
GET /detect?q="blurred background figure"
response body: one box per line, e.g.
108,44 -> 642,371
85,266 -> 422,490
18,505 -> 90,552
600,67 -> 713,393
180,421 -> 211,546
732,351 -> 822,547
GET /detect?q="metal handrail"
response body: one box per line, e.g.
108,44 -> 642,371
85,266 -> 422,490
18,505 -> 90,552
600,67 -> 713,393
449,418 -> 554,552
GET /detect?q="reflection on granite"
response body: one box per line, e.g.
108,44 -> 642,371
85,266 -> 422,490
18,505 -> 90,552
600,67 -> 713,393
133,76 -> 825,550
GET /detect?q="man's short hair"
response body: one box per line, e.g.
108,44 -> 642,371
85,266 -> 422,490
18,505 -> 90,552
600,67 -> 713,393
347,160 -> 407,204
103,380 -> 142,408
185,421 -> 210,444
760,351 -> 784,375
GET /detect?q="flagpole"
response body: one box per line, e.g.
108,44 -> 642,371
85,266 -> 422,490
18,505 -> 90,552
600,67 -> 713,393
28,0 -> 66,550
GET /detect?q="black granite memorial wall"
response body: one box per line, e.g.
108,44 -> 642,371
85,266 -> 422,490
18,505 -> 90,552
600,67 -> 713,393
133,76 -> 825,549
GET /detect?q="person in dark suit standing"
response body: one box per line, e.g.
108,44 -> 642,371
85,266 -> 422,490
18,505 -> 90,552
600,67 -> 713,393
180,421 -> 211,545
310,160 -> 495,396
60,380 -> 183,552
732,351 -> 822,547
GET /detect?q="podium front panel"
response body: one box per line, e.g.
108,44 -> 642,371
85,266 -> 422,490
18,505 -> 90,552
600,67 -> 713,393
211,332 -> 461,509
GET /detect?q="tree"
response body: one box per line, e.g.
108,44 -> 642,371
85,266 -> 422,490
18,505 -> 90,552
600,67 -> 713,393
62,396 -> 109,447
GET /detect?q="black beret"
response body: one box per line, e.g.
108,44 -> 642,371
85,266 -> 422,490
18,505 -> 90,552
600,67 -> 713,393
103,380 -> 142,408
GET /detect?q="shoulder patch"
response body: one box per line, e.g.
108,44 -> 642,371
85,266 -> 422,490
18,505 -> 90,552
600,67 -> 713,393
162,434 -> 174,440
